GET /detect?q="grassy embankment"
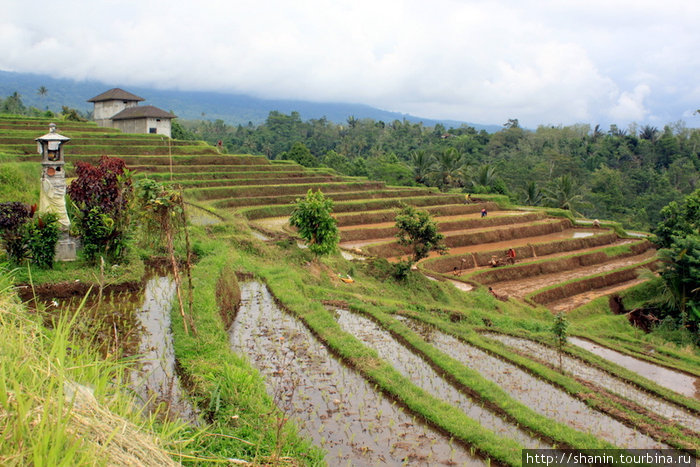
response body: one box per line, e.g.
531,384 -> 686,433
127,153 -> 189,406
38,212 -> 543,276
0,267 -> 189,465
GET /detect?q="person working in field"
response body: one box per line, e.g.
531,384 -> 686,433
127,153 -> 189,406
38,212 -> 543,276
507,248 -> 516,259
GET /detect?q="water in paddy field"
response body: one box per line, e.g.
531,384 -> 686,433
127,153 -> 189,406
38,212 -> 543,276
568,337 -> 700,401
484,333 -> 700,432
130,275 -> 198,423
229,282 -> 484,466
397,316 -> 668,449
330,308 -> 552,449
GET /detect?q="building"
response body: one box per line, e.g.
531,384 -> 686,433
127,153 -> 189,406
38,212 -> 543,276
87,88 -> 176,137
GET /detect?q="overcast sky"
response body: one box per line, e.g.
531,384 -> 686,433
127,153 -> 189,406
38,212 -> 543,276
2,0 -> 699,128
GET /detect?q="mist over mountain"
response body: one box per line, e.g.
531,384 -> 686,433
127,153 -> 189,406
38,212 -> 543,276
0,70 -> 501,132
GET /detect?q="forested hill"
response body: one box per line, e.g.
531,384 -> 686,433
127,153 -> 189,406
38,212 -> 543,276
179,114 -> 699,231
0,70 -> 499,130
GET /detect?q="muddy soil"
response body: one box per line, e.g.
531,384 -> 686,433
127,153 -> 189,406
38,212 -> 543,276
386,229 -> 606,264
229,282 -> 483,466
398,317 -> 666,449
484,333 -> 700,432
547,278 -> 649,313
251,216 -> 289,233
331,308 -> 552,449
569,337 -> 700,401
130,276 -> 198,422
339,210 -> 533,232
489,250 -> 656,300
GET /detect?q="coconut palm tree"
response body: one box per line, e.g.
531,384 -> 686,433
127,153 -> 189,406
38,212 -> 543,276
543,174 -> 582,214
430,148 -> 464,189
522,180 -> 542,206
469,164 -> 498,192
410,150 -> 435,186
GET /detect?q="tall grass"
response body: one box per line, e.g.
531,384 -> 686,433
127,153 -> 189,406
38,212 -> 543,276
0,266 -> 187,465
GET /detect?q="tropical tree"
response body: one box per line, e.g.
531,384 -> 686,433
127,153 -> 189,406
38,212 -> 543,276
0,92 -> 25,114
395,205 -> 446,267
469,164 -> 498,193
522,181 -> 542,206
430,148 -> 463,189
409,150 -> 435,185
648,189 -> 700,332
543,174 -> 582,214
289,189 -> 339,257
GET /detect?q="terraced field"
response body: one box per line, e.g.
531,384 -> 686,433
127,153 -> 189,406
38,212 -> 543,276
2,115 -> 697,465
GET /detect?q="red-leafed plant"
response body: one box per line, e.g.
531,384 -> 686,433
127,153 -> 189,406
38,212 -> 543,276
68,156 -> 132,263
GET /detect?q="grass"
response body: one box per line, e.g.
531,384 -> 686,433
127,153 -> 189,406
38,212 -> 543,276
0,162 -> 40,205
2,113 -> 697,465
170,235 -> 325,464
0,266 -> 189,465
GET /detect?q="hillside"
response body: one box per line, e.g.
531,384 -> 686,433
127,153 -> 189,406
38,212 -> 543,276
0,70 -> 501,131
0,117 -> 697,465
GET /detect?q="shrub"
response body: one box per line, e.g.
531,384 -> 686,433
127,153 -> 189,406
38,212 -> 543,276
68,157 -> 132,263
0,202 -> 32,264
25,213 -> 59,269
289,189 -> 339,257
0,203 -> 59,268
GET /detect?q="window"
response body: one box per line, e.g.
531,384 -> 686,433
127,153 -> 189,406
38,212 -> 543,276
149,128 -> 157,134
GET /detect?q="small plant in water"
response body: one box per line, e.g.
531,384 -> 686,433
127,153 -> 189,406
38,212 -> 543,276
552,312 -> 569,371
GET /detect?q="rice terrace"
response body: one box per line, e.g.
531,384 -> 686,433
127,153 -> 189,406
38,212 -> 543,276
0,105 -> 698,466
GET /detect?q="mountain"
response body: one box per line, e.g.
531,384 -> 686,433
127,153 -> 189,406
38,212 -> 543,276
0,70 -> 501,132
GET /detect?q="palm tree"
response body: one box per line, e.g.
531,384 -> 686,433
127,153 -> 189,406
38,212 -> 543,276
639,125 -> 659,142
469,164 -> 497,192
543,174 -> 582,214
522,180 -> 542,206
430,148 -> 463,189
37,86 -> 48,110
410,150 -> 435,186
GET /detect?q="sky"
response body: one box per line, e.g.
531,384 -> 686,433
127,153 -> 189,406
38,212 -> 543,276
1,0 -> 699,128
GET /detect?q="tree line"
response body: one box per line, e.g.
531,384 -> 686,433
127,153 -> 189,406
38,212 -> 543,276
176,112 -> 699,230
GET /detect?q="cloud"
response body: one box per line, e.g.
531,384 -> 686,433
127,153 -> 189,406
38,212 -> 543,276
609,85 -> 651,122
0,0 -> 698,127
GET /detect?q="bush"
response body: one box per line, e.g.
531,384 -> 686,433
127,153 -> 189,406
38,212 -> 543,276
68,157 -> 132,263
289,189 -> 339,257
0,202 -> 32,264
25,213 -> 59,268
0,203 -> 59,268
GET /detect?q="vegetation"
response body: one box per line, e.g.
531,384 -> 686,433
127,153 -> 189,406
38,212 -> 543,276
289,189 -> 339,257
1,108 -> 699,465
175,110 -> 698,231
394,205 -> 446,277
645,189 -> 700,338
0,202 -> 59,268
67,156 -> 132,263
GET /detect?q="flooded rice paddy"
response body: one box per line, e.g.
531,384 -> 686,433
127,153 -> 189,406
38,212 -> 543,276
130,275 -> 198,422
484,333 -> 700,433
330,308 -> 552,449
229,281 -> 484,466
568,337 -> 700,401
398,317 -> 667,449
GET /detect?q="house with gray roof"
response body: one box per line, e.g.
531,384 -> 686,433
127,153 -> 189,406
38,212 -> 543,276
87,88 -> 176,137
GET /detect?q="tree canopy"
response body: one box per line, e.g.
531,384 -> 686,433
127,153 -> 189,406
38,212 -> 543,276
289,189 -> 339,257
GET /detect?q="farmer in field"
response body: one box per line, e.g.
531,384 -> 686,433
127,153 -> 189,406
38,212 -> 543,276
481,208 -> 487,217
507,248 -> 516,259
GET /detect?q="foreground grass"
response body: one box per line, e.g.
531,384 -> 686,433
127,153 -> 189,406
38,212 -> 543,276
0,268 -> 188,465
